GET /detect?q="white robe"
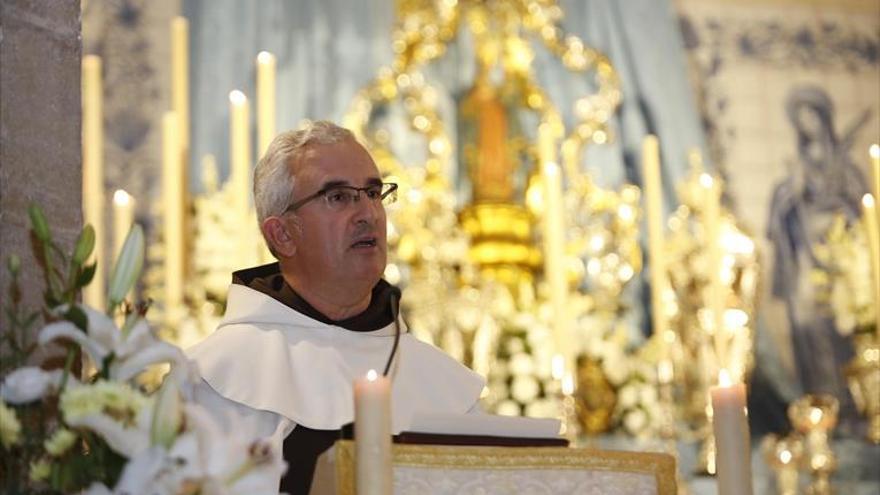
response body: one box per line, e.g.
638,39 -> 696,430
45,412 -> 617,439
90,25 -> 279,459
186,283 -> 486,470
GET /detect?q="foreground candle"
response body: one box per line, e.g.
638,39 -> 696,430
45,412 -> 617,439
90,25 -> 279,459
354,369 -> 392,495
711,369 -> 753,495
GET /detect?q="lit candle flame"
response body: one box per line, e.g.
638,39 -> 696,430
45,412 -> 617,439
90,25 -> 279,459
229,89 -> 247,105
562,373 -> 575,396
863,193 -> 875,209
366,369 -> 379,382
870,143 -> 880,159
257,50 -> 274,64
699,173 -> 714,189
113,189 -> 131,206
718,368 -> 732,387
551,354 -> 565,381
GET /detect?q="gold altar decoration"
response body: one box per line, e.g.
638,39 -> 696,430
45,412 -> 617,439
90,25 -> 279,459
761,433 -> 803,495
340,0 -> 650,426
788,394 -> 839,495
813,215 -> 880,443
130,1 -> 757,450
663,157 -> 759,471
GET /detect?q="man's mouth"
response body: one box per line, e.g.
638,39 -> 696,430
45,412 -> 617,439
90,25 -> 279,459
350,237 -> 378,249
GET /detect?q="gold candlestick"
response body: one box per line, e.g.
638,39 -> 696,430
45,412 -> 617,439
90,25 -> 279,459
761,434 -> 803,495
788,394 -> 838,495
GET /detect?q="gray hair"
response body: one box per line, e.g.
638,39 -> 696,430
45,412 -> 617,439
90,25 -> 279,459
253,120 -> 355,226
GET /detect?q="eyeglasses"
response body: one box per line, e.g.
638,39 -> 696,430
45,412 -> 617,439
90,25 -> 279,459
284,182 -> 398,213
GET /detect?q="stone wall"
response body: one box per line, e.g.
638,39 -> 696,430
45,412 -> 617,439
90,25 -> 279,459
0,0 -> 83,314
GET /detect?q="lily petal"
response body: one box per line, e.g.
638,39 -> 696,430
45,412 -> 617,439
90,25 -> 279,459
80,304 -> 121,350
113,446 -> 174,495
111,342 -> 186,383
115,318 -> 153,357
65,412 -> 149,458
39,321 -> 109,366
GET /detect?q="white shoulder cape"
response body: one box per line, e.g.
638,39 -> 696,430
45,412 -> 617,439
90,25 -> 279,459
187,284 -> 485,433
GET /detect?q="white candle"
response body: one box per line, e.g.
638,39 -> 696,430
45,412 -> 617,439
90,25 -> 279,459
702,174 -> 725,358
542,160 -> 571,372
112,190 -> 134,263
862,194 -> 880,339
711,369 -> 754,495
171,17 -> 189,153
162,112 -> 184,317
354,369 -> 392,495
642,136 -> 668,352
257,51 -> 276,159
229,90 -> 252,262
81,55 -> 106,310
870,144 -> 879,223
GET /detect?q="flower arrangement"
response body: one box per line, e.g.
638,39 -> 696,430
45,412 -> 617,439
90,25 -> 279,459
0,206 -> 285,494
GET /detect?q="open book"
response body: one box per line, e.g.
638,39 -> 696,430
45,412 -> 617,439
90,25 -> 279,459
397,412 -> 567,447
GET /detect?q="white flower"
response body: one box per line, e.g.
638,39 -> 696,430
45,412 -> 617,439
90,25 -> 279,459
510,375 -> 539,403
0,366 -> 64,404
509,353 -> 534,376
618,385 -> 638,409
623,409 -> 647,434
1,401 -> 22,448
60,380 -> 152,458
39,305 -> 185,382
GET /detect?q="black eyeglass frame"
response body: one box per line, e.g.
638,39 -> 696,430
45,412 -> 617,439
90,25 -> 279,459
283,182 -> 398,214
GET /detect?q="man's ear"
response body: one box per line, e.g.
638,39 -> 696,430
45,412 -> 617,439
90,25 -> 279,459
261,217 -> 297,258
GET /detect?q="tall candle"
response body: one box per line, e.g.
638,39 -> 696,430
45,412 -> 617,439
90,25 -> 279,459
81,55 -> 106,310
870,144 -> 879,224
711,369 -> 754,495
541,156 -> 570,372
112,190 -> 134,263
702,174 -> 725,361
162,112 -> 184,317
257,51 -> 277,159
229,90 -> 252,262
354,369 -> 392,495
862,194 -> 880,339
642,135 -> 669,353
171,17 -> 189,153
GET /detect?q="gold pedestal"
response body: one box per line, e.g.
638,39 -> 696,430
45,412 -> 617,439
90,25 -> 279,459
845,334 -> 880,444
459,203 -> 541,287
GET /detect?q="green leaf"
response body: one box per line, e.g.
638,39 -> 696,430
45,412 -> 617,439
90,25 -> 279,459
72,225 -> 96,266
28,204 -> 51,242
65,305 -> 88,332
77,262 -> 97,288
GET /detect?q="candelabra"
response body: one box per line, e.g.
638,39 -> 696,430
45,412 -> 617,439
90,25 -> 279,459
664,158 -> 759,472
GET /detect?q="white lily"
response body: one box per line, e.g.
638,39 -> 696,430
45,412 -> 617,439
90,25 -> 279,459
0,366 -> 65,404
39,305 -> 185,382
81,403 -> 285,495
184,404 -> 287,495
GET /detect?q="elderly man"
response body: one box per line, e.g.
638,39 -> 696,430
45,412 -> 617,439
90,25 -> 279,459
188,121 -> 484,493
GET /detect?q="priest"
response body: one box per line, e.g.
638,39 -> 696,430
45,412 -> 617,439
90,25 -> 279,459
187,121 -> 485,493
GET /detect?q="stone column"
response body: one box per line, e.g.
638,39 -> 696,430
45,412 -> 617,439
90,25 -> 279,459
0,1 -> 83,314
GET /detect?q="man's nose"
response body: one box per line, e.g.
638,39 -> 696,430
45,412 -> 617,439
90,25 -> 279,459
351,191 -> 381,222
